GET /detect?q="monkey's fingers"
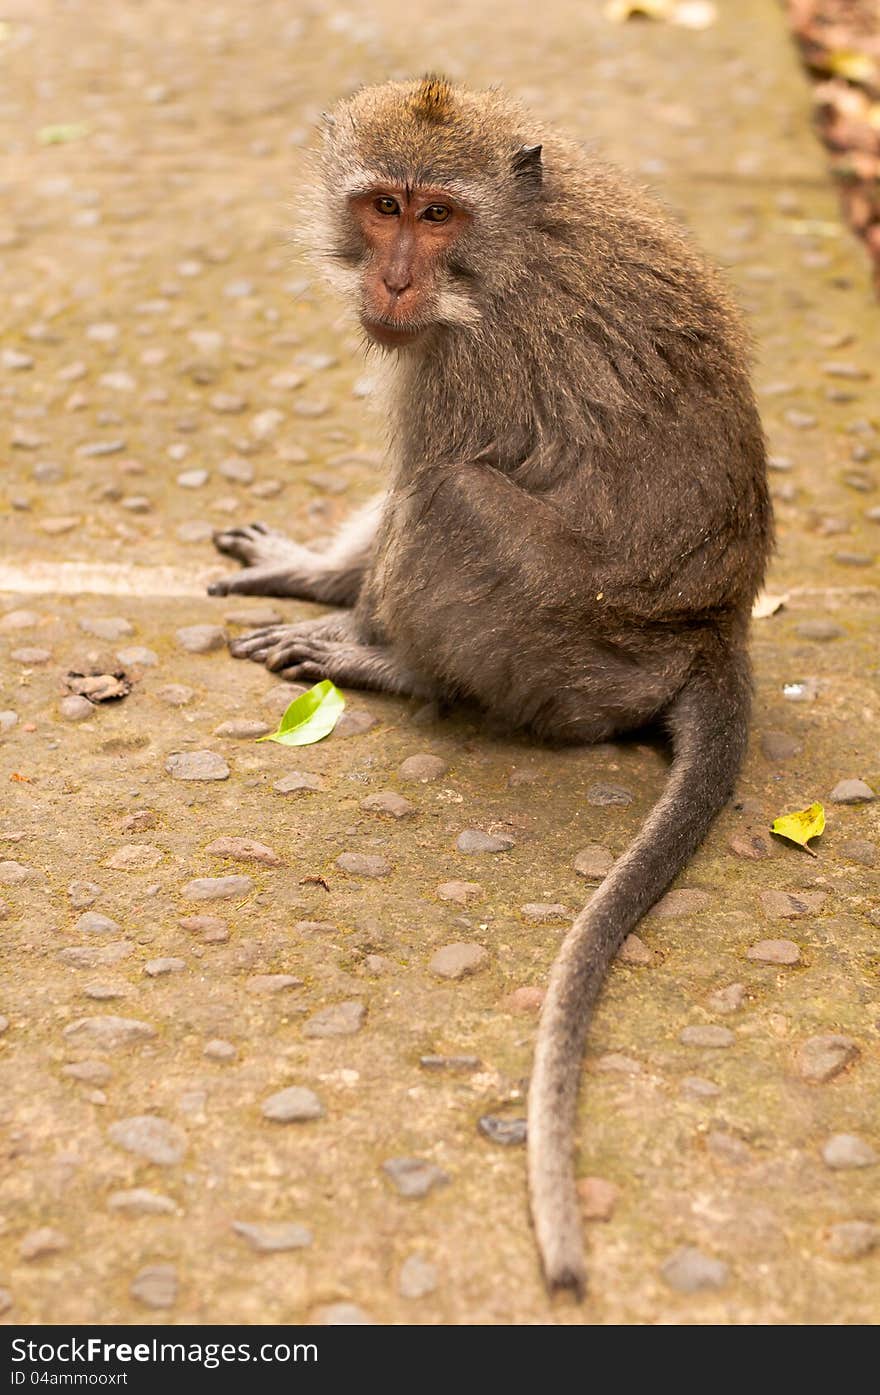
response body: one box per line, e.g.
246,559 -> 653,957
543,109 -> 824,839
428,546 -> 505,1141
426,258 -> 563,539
264,636 -> 330,673
228,625 -> 291,659
207,567 -> 283,598
277,662 -> 326,683
212,522 -> 271,562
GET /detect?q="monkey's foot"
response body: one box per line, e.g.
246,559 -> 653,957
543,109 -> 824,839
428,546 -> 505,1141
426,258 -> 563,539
212,522 -> 312,567
229,617 -> 422,696
209,524 -> 322,598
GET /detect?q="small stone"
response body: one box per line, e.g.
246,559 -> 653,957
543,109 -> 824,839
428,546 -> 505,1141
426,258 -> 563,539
680,1076 -> 720,1098
273,771 -> 324,794
144,957 -> 186,977
130,1264 -> 177,1310
573,845 -> 614,879
180,914 -> 227,941
181,875 -> 253,901
822,1134 -> 877,1170
399,754 -> 447,781
20,1228 -> 68,1261
79,617 -> 134,641
587,782 -> 633,806
825,1222 -> 880,1260
830,779 -> 876,804
729,832 -> 773,860
577,1177 -> 619,1221
62,1061 -> 112,1084
760,891 -> 825,918
334,709 -> 377,738
232,1221 -> 312,1252
478,1115 -> 527,1145
679,1025 -> 735,1048
303,999 -> 366,1037
360,790 -> 415,818
177,469 -> 209,488
68,882 -> 101,913
653,889 -> 711,918
398,1254 -> 438,1298
203,1039 -> 237,1061
58,942 -> 132,969
748,938 -> 801,965
0,860 -> 33,884
165,750 -> 229,781
456,829 -> 514,854
520,903 -> 571,922
105,844 -> 162,871
108,1189 -> 176,1216
595,1052 -> 643,1075
383,1157 -> 450,1198
0,709 -> 19,730
706,1130 -> 753,1166
205,836 -> 281,866
335,852 -> 391,878
63,1016 -> 156,1050
213,719 -> 272,739
12,646 -> 51,665
60,694 -> 95,722
795,620 -> 845,641
839,839 -> 877,867
798,1034 -> 860,1083
708,983 -> 745,1013
437,881 -> 483,905
157,684 -> 194,706
246,974 -> 303,994
210,392 -> 248,414
661,1246 -> 728,1293
262,1086 -> 324,1122
618,934 -> 653,965
419,1054 -> 481,1071
761,731 -> 803,761
499,985 -> 546,1014
0,609 -> 41,632
108,1115 -> 187,1165
176,624 -> 227,654
429,942 -> 489,980
76,911 -> 122,935
120,811 -> 158,834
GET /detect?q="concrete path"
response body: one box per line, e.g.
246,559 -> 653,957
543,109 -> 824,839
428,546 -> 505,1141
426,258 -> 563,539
1,0 -> 878,1324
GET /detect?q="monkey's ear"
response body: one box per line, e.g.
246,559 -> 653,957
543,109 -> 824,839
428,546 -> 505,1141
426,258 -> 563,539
512,143 -> 543,190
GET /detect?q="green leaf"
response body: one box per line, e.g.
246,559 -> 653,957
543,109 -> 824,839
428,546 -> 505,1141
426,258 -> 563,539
257,680 -> 345,747
771,802 -> 825,857
38,123 -> 90,145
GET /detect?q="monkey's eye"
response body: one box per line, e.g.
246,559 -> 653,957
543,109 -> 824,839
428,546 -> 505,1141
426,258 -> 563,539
374,196 -> 400,216
421,204 -> 451,224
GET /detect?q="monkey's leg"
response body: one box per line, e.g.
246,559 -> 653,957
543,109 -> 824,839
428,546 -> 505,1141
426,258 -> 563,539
208,497 -> 384,604
230,612 -> 427,696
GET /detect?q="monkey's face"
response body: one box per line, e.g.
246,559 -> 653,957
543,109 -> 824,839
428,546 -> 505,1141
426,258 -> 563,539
348,186 -> 472,348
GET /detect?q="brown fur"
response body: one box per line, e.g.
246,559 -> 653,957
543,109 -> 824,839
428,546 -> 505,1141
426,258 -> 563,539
209,78 -> 773,1296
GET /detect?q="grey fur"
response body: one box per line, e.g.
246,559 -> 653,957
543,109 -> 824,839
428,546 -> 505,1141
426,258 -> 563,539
209,80 -> 772,1296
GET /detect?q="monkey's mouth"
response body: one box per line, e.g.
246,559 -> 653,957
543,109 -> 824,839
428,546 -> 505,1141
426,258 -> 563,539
360,315 -> 424,349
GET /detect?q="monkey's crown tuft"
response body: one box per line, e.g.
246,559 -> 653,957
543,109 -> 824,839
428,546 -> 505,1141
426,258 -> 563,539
411,74 -> 455,124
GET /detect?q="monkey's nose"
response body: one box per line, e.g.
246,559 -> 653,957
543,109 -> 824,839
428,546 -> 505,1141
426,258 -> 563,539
383,274 -> 412,296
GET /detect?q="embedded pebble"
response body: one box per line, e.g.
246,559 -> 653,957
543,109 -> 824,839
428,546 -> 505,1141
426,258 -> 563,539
499,985 -> 546,1014
274,771 -> 324,794
213,719 -> 272,739
653,889 -> 711,918
60,694 -> 94,721
729,832 -> 773,860
708,983 -> 745,1013
797,1034 -> 859,1083
0,609 -> 41,631
457,829 -> 514,854
232,1221 -> 312,1252
105,844 -> 162,871
58,942 -> 132,968
419,1054 -> 481,1071
334,709 -> 377,737
595,1052 -> 642,1074
62,1061 -> 112,1084
130,1264 -> 177,1310
63,1017 -> 156,1049
0,861 -> 33,884
825,1222 -> 880,1260
177,469 -> 209,488
360,790 -> 415,818
577,1177 -> 619,1221
165,750 -> 229,781
120,811 -> 158,834
383,1157 -> 450,1198
336,852 -> 391,878
760,891 -> 825,918
661,1246 -> 728,1293
679,1025 -> 735,1048
68,881 -> 102,908
303,999 -> 366,1037
203,1039 -> 237,1061
429,942 -> 489,980
145,957 -> 186,977
12,646 -> 51,665
116,646 -> 158,667
108,1114 -> 187,1165
478,1115 -> 527,1145
680,1076 -> 721,1098
246,974 -> 303,994
399,754 -> 447,781
706,1130 -> 753,1166
830,778 -> 876,804
573,845 -> 614,879
262,1086 -> 324,1122
822,1134 -> 877,1169
761,731 -> 802,761
587,782 -> 633,806
20,1228 -> 68,1261
795,620 -> 845,640
398,1254 -> 438,1298
520,903 -> 570,922
205,836 -> 281,866
79,617 -> 134,641
181,875 -> 253,901
618,934 -> 653,965
437,880 -> 482,905
0,709 -> 20,730
176,624 -> 227,653
747,939 -> 801,965
76,911 -> 122,935
108,1189 -> 176,1216
839,839 -> 877,867
157,684 -> 194,706
180,914 -> 228,941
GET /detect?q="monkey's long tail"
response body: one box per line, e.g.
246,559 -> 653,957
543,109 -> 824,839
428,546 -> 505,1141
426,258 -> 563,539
527,657 -> 751,1296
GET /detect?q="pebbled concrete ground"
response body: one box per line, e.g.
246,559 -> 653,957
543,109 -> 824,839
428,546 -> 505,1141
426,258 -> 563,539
0,0 -> 878,1326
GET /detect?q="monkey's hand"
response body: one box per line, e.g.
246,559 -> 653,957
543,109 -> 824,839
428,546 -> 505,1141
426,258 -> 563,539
229,616 -> 424,696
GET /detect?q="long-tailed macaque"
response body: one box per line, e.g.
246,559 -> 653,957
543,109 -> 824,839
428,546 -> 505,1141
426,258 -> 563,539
208,77 -> 772,1296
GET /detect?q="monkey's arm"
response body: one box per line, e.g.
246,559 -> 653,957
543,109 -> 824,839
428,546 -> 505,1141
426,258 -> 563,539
208,496 -> 385,603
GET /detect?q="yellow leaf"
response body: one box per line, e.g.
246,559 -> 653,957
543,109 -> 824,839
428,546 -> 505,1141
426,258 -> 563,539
771,802 -> 825,857
827,51 -> 876,85
604,0 -> 673,22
